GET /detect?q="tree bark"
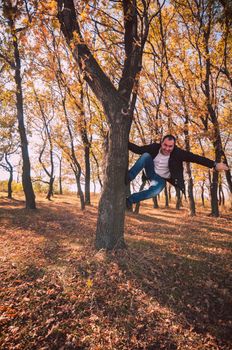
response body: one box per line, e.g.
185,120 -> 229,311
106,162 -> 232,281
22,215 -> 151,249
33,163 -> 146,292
57,0 -> 151,249
73,168 -> 85,210
46,177 -> 55,200
183,117 -> 196,216
153,196 -> 159,208
12,24 -> 36,208
38,137 -> 55,201
186,162 -> 196,216
175,187 -> 182,210
56,70 -> 85,209
134,179 -> 146,214
164,184 -> 169,207
91,150 -> 103,190
210,170 -> 219,216
58,155 -> 63,195
168,184 -> 172,202
201,183 -> 205,207
5,154 -> 13,199
95,116 -> 129,249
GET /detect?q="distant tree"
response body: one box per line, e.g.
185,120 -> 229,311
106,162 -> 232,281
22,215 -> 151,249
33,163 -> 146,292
1,1 -> 36,208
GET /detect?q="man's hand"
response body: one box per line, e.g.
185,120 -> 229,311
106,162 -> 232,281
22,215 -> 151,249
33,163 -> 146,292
215,163 -> 229,171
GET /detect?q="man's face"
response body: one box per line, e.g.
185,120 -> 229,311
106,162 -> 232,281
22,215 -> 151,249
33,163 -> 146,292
160,138 -> 175,155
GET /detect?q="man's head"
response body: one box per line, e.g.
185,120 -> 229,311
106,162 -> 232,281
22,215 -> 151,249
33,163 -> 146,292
160,135 -> 176,155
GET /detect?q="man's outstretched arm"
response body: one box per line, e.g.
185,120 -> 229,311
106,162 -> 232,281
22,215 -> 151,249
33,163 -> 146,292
128,142 -> 156,155
179,149 -> 229,171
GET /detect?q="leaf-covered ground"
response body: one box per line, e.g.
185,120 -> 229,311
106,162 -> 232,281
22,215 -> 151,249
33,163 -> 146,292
0,194 -> 232,350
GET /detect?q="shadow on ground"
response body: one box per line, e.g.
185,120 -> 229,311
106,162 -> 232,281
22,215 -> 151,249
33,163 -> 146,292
1,195 -> 232,349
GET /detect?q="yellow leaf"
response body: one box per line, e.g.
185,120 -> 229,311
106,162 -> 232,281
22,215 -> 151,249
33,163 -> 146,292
86,279 -> 93,288
22,18 -> 29,26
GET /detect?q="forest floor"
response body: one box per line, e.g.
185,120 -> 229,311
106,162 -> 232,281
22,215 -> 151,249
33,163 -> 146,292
0,193 -> 232,350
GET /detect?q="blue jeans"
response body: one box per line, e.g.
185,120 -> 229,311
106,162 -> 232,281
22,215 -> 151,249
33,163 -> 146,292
127,153 -> 166,204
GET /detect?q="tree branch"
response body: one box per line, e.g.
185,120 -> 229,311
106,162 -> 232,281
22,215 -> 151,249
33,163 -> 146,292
57,0 -> 119,117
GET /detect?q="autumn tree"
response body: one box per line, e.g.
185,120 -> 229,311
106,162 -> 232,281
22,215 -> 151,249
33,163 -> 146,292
1,1 -> 36,208
56,0 -> 161,249
171,0 -> 231,216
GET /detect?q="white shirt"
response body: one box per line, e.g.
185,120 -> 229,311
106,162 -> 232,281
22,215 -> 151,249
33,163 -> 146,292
153,150 -> 171,179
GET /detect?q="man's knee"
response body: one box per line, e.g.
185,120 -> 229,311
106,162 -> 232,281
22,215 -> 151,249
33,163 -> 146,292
141,152 -> 152,161
149,179 -> 165,194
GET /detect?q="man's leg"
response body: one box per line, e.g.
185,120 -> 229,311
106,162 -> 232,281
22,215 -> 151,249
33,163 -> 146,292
127,152 -> 155,183
127,174 -> 166,204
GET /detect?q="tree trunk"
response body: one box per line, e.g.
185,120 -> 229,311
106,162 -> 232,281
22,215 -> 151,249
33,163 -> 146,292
78,77 -> 91,205
46,147 -> 55,200
218,182 -> 225,206
5,154 -> 13,199
38,141 -> 55,201
58,156 -> 63,195
92,150 -> 103,190
201,184 -> 205,207
57,0 -> 150,249
153,196 -> 159,208
84,144 -> 91,205
58,85 -> 85,210
34,87 -> 55,202
210,170 -> 219,216
74,172 -> 85,210
164,184 -> 169,207
183,111 -> 196,216
186,163 -> 196,216
175,187 -> 182,210
13,31 -> 36,208
221,152 -> 232,209
70,160 -> 85,210
134,180 -> 146,214
95,116 -> 129,250
7,172 -> 13,199
168,184 -> 172,202
46,177 -> 55,201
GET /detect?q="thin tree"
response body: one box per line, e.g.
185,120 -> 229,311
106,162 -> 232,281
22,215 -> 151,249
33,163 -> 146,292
2,2 -> 36,208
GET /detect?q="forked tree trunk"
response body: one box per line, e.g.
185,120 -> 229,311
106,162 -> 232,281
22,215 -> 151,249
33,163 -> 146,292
57,0 -> 150,249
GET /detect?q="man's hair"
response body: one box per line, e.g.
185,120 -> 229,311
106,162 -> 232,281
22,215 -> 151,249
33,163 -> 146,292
161,134 -> 176,143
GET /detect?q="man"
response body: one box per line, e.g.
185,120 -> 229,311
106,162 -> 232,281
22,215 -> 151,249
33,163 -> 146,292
126,135 -> 229,206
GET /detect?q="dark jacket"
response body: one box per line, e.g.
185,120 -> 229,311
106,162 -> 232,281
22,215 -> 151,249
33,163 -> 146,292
129,142 -> 215,193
